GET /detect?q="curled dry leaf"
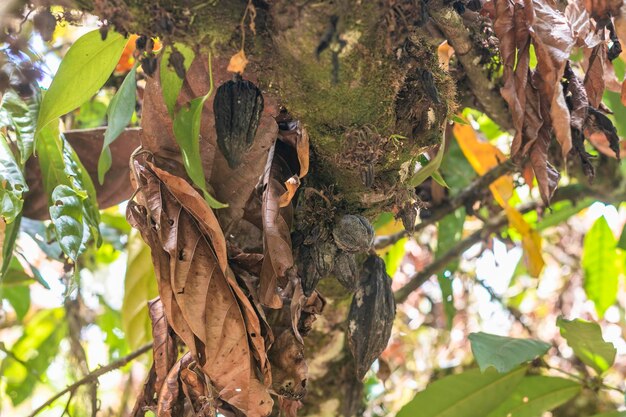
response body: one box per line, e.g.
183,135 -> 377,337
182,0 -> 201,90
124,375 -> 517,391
268,329 -> 308,400
127,162 -> 272,417
157,352 -> 194,417
259,117 -> 306,308
348,255 -> 396,380
148,297 -> 178,395
584,44 -> 608,108
529,0 -> 575,158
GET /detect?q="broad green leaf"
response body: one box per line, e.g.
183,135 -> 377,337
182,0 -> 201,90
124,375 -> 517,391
383,237 -> 406,276
557,316 -> 616,374
0,134 -> 28,223
469,332 -> 551,373
588,412 -> 626,417
98,64 -> 138,184
2,285 -> 30,321
0,90 -> 39,163
407,141 -> 447,187
1,307 -> 65,405
49,185 -> 87,261
582,216 -> 618,316
161,44 -> 196,116
436,209 -> 465,328
36,29 -> 127,139
36,123 -> 101,257
122,231 -> 159,350
172,56 -> 226,209
396,367 -> 526,417
484,376 -> 580,417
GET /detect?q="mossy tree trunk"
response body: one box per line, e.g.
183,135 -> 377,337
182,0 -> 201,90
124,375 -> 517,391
75,1 -> 467,415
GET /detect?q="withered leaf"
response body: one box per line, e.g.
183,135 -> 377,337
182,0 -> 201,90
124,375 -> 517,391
148,297 -> 178,395
268,329 -> 308,400
564,62 -> 589,131
585,107 -> 620,160
128,162 -> 273,417
584,44 -> 607,108
528,0 -> 575,158
157,352 -> 193,417
259,139 -> 301,308
347,255 -> 396,380
494,0 -> 530,156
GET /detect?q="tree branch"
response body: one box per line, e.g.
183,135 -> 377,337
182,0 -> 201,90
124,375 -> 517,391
27,343 -> 153,417
427,1 -> 513,131
375,159 -> 518,249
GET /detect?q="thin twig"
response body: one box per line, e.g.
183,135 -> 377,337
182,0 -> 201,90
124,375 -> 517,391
394,200 -> 538,303
27,343 -> 153,417
375,159 -> 518,250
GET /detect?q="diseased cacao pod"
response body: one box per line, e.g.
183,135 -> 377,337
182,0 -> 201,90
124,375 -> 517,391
332,214 -> 374,253
333,251 -> 359,292
347,255 -> 395,380
213,75 -> 264,168
297,240 -> 336,296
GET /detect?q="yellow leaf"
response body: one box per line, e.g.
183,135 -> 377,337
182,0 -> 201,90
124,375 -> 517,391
453,120 -> 545,277
227,49 -> 249,74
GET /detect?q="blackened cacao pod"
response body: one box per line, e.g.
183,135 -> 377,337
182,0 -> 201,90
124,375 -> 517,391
333,251 -> 359,292
298,241 -> 336,296
332,214 -> 374,253
213,75 -> 264,168
347,255 -> 395,380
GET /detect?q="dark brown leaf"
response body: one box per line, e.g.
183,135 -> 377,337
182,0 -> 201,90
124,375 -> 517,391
157,352 -> 193,417
584,44 -> 607,108
128,162 -> 273,416
148,297 -> 178,395
528,0 -> 575,158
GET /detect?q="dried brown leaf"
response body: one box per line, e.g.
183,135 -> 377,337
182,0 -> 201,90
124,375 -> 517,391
528,0 -> 575,157
157,352 -> 193,417
565,0 -> 602,48
584,45 -> 608,107
148,297 -> 178,395
128,163 -> 273,417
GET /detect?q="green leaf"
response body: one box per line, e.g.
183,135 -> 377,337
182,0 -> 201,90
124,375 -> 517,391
617,222 -> 626,251
49,185 -> 87,261
372,212 -> 394,230
1,214 -> 21,277
74,98 -> 108,129
439,136 -> 475,193
122,231 -> 159,350
383,237 -> 406,276
1,307 -> 65,405
36,123 -> 101,257
469,332 -> 551,373
98,64 -> 137,184
407,141 -> 447,188
557,316 -> 616,374
484,376 -> 580,417
0,90 -> 39,163
160,44 -> 196,116
172,56 -> 226,209
396,367 -> 526,417
36,30 -> 127,140
582,216 -> 618,316
0,134 -> 28,223
2,285 -> 30,321
436,209 -> 465,328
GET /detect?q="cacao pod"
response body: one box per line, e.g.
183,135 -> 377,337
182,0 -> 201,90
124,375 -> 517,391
333,251 -> 359,292
332,214 -> 374,253
297,240 -> 336,296
347,255 -> 395,380
214,75 -> 264,168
